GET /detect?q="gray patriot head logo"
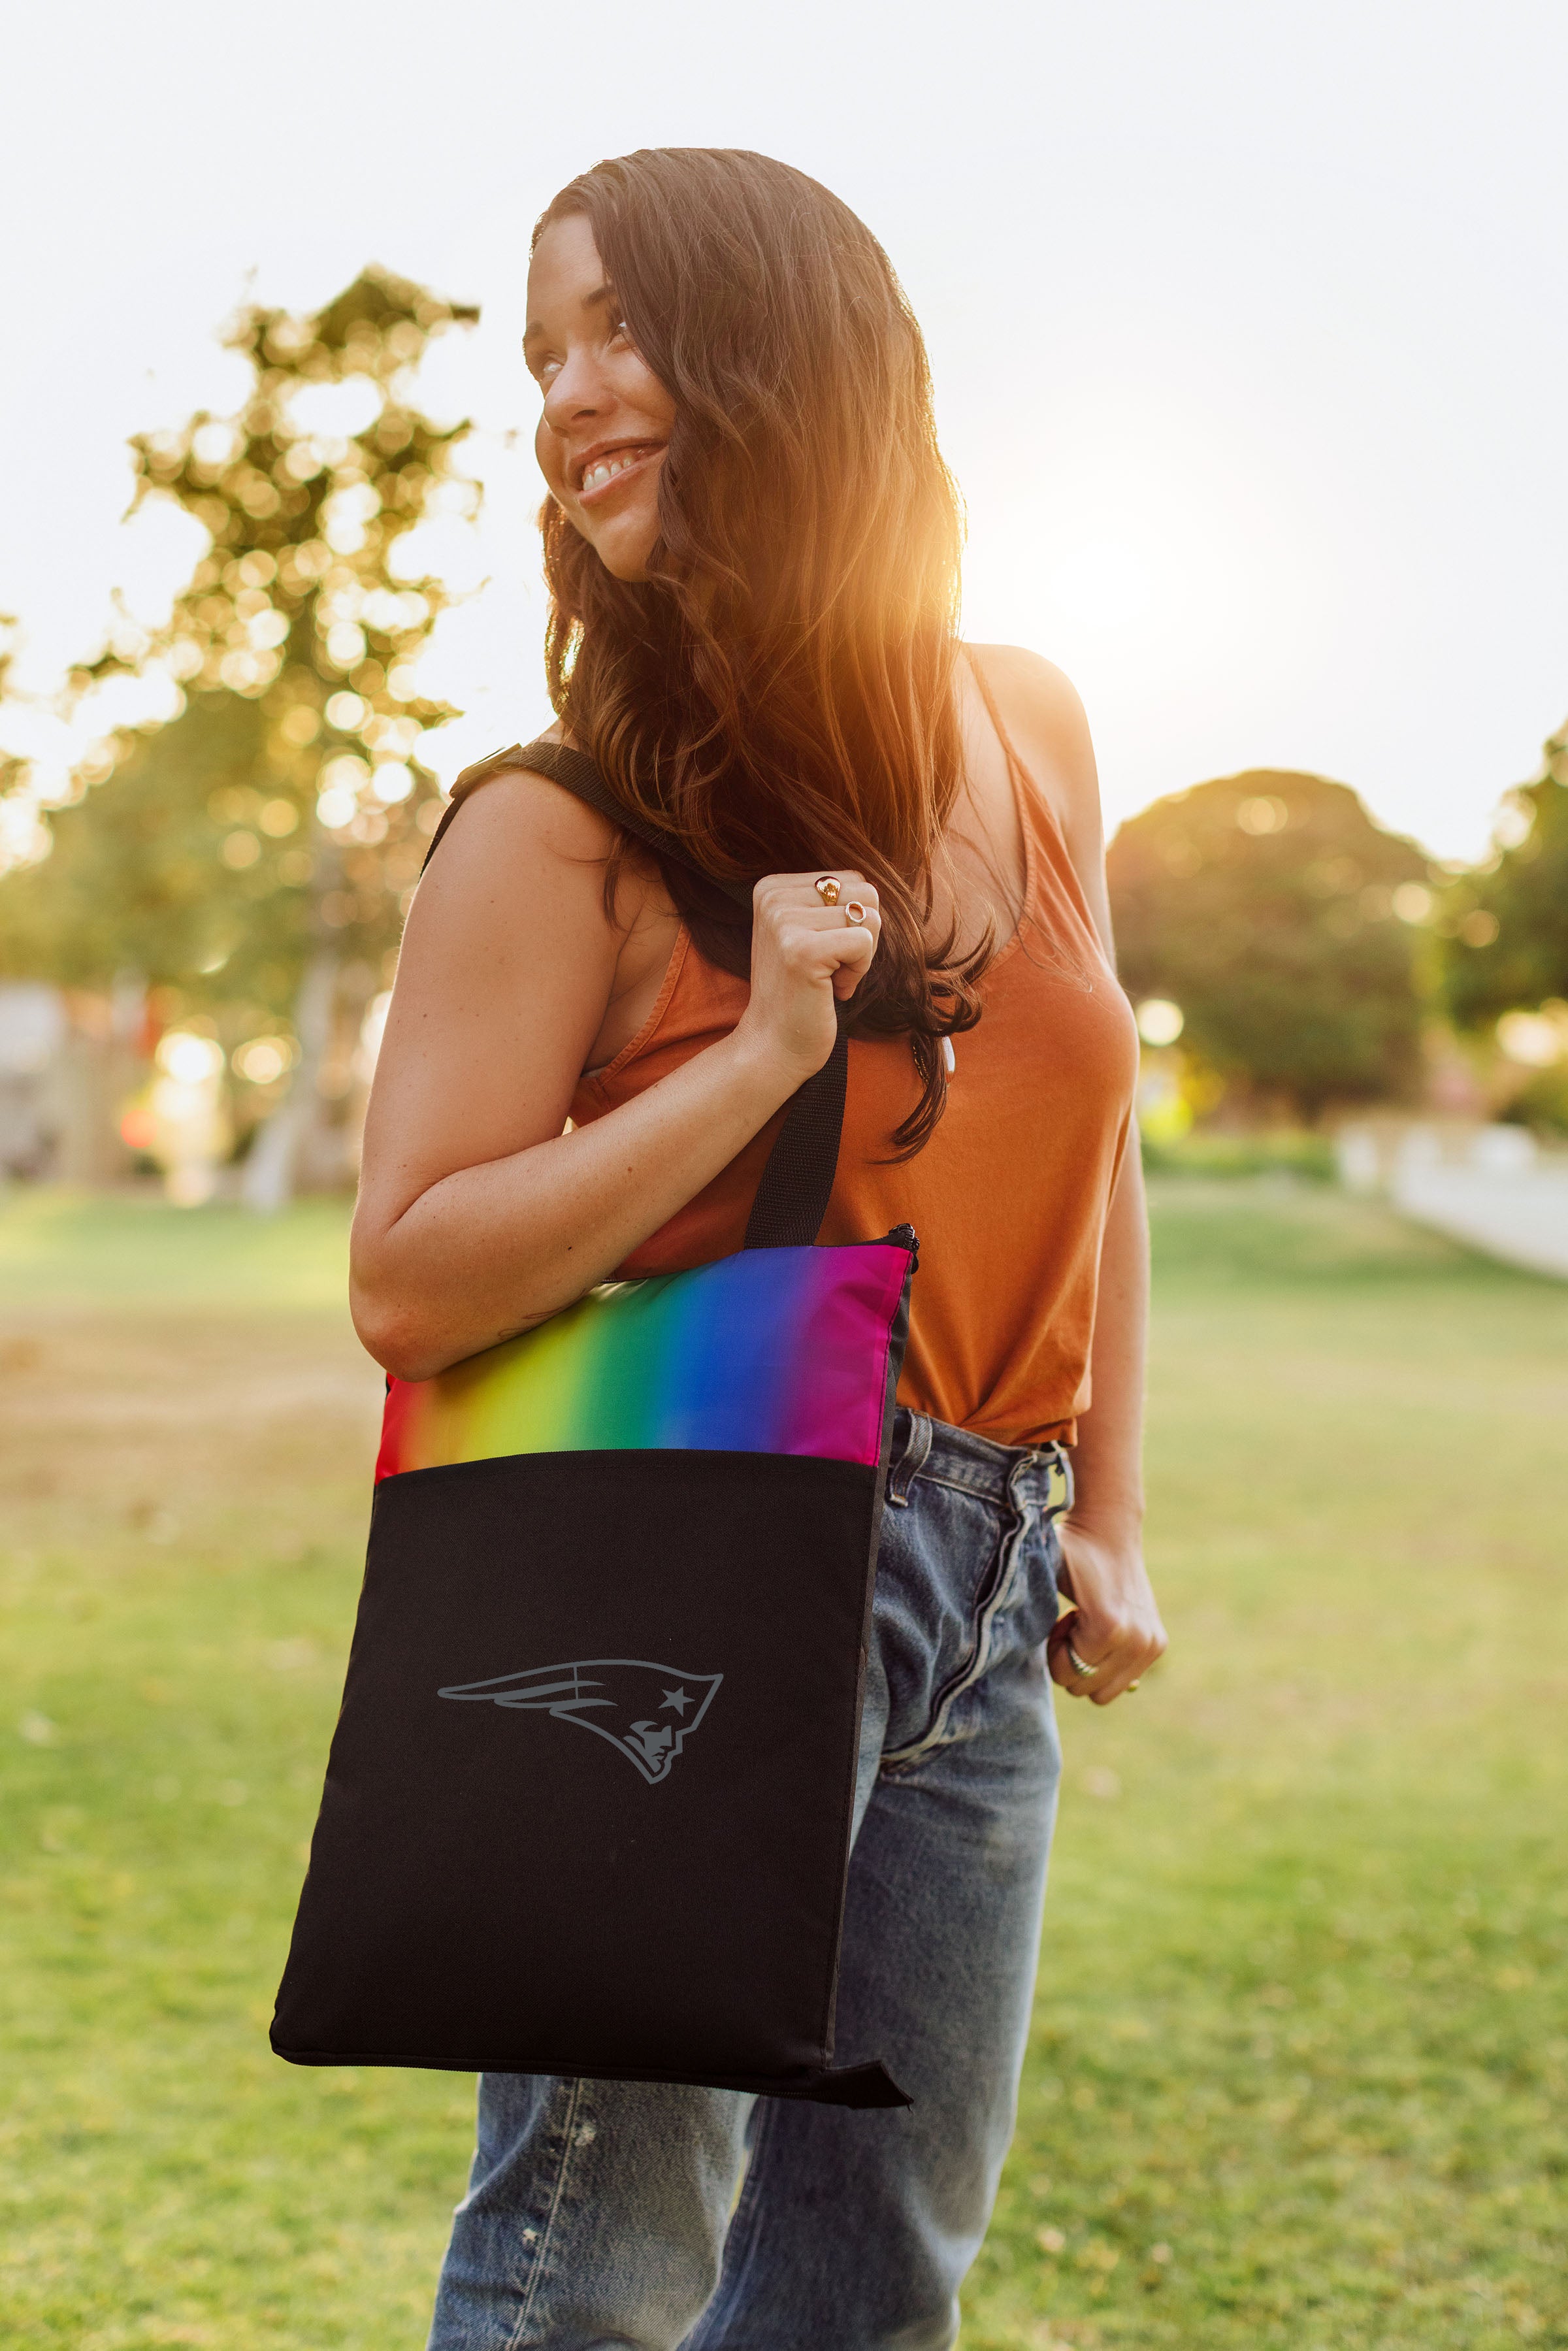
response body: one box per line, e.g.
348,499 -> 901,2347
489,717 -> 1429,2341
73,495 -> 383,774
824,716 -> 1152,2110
437,1660 -> 722,1784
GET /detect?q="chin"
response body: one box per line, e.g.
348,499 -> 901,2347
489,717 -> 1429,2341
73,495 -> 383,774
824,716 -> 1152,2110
585,512 -> 660,582
594,538 -> 657,583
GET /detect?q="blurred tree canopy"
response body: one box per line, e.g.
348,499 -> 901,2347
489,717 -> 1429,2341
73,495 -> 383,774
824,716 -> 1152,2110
0,267 -> 479,1031
1107,770 -> 1433,1119
1439,719 -> 1568,1027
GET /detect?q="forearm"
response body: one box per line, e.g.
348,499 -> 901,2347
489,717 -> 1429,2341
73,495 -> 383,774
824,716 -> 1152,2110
1068,1131 -> 1149,1543
352,1030 -> 797,1379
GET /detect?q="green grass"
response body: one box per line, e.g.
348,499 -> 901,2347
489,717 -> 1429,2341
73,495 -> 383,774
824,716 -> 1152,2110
1,1182 -> 1563,2347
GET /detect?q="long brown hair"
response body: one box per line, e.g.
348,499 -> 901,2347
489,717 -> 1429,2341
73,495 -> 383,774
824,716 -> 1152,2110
534,147 -> 988,1151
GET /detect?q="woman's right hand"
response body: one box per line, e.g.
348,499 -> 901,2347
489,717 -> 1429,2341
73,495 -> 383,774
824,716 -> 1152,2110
734,871 -> 882,1083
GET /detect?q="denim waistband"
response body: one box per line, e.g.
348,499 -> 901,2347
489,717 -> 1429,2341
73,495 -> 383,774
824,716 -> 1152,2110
885,1406 -> 1073,1515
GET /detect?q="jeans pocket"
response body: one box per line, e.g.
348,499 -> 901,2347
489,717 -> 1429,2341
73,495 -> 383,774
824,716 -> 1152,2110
877,1477 -> 1045,1773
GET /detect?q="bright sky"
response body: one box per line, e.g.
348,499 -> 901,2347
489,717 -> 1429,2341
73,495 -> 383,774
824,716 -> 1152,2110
3,0 -> 1565,861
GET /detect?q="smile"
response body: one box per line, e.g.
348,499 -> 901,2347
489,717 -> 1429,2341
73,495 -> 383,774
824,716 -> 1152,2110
576,443 -> 664,502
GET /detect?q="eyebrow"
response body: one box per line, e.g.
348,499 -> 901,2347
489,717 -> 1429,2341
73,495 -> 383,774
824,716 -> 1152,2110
523,281 -> 616,350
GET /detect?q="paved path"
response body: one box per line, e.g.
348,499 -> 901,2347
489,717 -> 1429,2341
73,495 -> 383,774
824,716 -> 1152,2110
1392,1164 -> 1568,1280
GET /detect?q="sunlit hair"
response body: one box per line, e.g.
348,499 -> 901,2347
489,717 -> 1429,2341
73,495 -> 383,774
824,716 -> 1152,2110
533,147 -> 987,1153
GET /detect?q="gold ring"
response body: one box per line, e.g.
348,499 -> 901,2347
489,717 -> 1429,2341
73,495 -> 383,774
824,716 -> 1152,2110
1067,1641 -> 1102,1679
814,876 -> 841,906
844,900 -> 868,926
1126,1680 -> 1141,1692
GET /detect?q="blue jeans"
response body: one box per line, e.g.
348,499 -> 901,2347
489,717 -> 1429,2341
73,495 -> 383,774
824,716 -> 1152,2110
427,1409 -> 1068,2350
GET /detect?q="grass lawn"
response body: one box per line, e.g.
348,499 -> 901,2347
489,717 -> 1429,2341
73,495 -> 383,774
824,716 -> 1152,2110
1,1181 -> 1563,2348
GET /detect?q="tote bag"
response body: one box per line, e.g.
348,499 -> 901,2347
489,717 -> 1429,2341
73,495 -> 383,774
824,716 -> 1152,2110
270,741 -> 913,2107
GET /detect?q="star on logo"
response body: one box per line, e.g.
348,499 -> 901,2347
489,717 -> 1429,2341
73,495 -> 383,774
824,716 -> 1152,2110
437,1659 -> 722,1784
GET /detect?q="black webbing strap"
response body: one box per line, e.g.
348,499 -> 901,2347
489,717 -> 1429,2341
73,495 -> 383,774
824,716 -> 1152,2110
427,740 -> 851,1250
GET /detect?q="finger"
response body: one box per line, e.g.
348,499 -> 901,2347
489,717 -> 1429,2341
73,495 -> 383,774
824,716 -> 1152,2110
1047,1615 -> 1152,1704
756,874 -> 881,911
1086,1638 -> 1162,1705
783,903 -> 883,934
827,923 -> 879,998
1046,1621 -> 1108,1698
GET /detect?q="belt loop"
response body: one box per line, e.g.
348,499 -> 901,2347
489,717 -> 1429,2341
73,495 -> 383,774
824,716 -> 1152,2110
1019,1440 -> 1073,1520
885,1410 -> 934,1507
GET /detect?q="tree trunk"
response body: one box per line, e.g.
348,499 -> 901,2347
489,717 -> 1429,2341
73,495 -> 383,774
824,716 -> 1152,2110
241,947 -> 338,1213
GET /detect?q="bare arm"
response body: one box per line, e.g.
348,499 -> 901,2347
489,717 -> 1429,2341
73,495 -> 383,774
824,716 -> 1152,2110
974,646 -> 1168,1704
351,768 -> 881,1381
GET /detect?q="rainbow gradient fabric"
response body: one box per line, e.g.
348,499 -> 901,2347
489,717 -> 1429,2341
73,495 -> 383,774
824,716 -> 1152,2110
376,1239 -> 912,1482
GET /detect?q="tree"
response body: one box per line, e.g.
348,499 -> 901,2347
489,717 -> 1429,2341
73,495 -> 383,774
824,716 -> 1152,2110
0,266 -> 479,1192
1107,770 -> 1433,1121
1439,719 -> 1568,1028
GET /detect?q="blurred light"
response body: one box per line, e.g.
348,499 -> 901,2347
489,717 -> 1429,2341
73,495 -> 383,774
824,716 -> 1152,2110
1136,1066 -> 1190,1141
319,752 -> 370,795
316,786 -> 357,829
1237,795 -> 1288,836
120,1106 -> 158,1151
354,989 -> 393,1086
288,376 -> 384,441
258,798 -> 298,837
1497,1010 -> 1564,1068
278,705 -> 320,746
0,804 -> 54,872
325,691 -> 366,731
221,829 -> 261,868
1135,998 -> 1185,1047
155,1032 -> 225,1084
233,1034 -> 295,1085
191,420 -> 240,468
1458,909 -> 1500,947
325,621 -> 367,668
1392,883 -> 1434,924
372,761 -> 413,805
385,661 -> 421,700
350,808 -> 388,844
1493,799 -> 1535,851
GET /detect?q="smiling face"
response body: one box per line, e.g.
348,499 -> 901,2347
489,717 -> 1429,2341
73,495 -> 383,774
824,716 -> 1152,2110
526,213 -> 677,584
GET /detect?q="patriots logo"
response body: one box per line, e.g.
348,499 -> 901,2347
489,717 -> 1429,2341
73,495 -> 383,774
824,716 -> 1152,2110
436,1658 -> 723,1785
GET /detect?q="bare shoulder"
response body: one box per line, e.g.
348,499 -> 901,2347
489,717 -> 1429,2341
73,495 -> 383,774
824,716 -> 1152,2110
430,759 -> 621,891
966,644 -> 1100,826
393,763 -> 627,1041
964,642 -> 1115,951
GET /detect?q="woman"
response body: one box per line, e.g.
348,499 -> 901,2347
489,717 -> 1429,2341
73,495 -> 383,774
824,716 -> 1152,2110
352,148 -> 1166,2350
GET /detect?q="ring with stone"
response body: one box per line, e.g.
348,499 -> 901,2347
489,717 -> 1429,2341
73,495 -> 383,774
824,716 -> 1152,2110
844,900 -> 869,926
814,876 -> 841,906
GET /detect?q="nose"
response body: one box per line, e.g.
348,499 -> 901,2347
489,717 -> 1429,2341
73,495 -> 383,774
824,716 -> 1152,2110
541,342 -> 611,435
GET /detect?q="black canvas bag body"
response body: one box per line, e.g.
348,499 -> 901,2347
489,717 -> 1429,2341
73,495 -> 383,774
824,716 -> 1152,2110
271,742 -> 914,2107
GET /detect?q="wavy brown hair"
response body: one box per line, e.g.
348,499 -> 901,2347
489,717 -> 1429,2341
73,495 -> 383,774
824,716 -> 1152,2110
534,147 -> 988,1152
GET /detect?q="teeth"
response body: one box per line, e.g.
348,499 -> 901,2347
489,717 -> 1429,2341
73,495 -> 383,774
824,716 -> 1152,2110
581,450 -> 644,493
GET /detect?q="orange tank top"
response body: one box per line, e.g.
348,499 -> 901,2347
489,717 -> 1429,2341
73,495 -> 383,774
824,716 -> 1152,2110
569,740 -> 1139,1449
